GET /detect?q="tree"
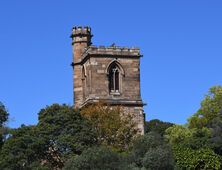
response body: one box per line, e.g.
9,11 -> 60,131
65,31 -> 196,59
0,104 -> 97,169
173,146 -> 221,170
0,102 -> 9,149
145,119 -> 174,136
0,102 -> 8,126
164,86 -> 222,169
209,117 -> 222,155
37,104 -> 98,168
0,125 -> 48,170
129,132 -> 174,169
142,146 -> 174,170
188,86 -> 222,129
165,125 -> 221,169
64,146 -> 126,170
187,86 -> 222,155
80,103 -> 138,152
165,125 -> 193,145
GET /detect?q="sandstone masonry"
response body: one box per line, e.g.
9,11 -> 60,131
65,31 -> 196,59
71,26 -> 145,134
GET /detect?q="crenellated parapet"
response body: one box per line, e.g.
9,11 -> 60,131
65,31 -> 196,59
71,26 -> 91,34
70,26 -> 93,46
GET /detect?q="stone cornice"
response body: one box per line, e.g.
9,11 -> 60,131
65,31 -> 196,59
80,98 -> 147,108
72,45 -> 143,66
82,45 -> 141,58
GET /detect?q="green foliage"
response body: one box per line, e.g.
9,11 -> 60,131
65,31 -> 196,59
81,103 -> 138,152
165,125 -> 193,144
129,132 -> 174,169
0,104 -> 97,169
0,102 -> 9,149
187,86 -> 222,156
0,125 -> 47,170
165,125 -> 212,150
38,104 -> 97,157
165,118 -> 221,169
164,86 -> 222,169
183,128 -> 212,150
2,86 -> 222,169
142,146 -> 174,170
0,102 -> 9,125
173,145 -> 222,170
188,86 -> 222,129
64,146 -> 126,170
36,104 -> 97,168
210,117 -> 222,155
63,132 -> 175,170
145,119 -> 174,136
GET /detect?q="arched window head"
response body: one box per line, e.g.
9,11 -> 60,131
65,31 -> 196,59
109,63 -> 120,93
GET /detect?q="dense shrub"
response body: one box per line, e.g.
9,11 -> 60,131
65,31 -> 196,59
145,119 -> 174,136
129,132 -> 174,169
173,145 -> 222,170
64,146 -> 126,170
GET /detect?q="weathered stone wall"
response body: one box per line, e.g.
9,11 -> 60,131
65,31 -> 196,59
80,55 -> 145,134
122,106 -> 145,134
84,57 -> 141,101
71,26 -> 145,134
71,27 -> 92,108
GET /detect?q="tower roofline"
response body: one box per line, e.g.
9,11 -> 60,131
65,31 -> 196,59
84,45 -> 142,57
72,45 -> 142,65
70,26 -> 93,45
71,26 -> 92,37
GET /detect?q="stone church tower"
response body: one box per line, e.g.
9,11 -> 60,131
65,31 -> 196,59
71,26 -> 145,134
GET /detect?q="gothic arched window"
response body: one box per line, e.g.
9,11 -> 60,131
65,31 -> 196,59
109,64 -> 120,93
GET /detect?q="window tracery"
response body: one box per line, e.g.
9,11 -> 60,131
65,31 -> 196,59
108,63 -> 121,93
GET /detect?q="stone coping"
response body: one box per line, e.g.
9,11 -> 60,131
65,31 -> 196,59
72,45 -> 142,66
81,45 -> 141,59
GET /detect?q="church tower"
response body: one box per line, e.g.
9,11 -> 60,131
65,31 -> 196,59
71,26 -> 145,134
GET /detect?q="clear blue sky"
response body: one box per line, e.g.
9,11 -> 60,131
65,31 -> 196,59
0,0 -> 222,128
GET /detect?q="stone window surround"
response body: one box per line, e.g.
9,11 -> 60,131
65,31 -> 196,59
109,66 -> 120,93
106,60 -> 125,96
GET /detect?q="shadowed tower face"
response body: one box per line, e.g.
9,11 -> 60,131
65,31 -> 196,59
71,26 -> 145,134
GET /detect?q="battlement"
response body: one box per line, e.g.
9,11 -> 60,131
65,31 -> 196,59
71,26 -> 92,37
71,26 -> 92,46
